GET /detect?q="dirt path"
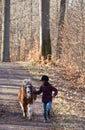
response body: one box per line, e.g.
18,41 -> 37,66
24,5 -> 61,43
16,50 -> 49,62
0,62 -> 52,130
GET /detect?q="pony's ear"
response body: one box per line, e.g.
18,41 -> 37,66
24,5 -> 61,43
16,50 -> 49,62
28,78 -> 32,84
23,78 -> 32,86
23,79 -> 28,86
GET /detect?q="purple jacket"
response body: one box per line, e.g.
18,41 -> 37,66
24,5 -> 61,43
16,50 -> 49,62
35,84 -> 58,103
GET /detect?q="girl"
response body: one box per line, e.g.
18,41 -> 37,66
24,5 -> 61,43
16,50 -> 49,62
34,75 -> 58,123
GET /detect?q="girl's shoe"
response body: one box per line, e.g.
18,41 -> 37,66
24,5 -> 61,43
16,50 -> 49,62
47,110 -> 51,119
44,119 -> 48,123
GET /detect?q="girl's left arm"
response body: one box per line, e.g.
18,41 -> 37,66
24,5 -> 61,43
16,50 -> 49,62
52,86 -> 58,97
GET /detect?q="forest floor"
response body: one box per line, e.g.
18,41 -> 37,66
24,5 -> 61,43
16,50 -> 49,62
0,62 -> 85,130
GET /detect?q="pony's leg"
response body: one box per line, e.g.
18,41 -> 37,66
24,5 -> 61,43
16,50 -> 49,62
27,104 -> 33,120
24,106 -> 27,117
19,102 -> 25,117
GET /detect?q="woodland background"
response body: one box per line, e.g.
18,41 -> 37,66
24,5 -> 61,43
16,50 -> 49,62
0,0 -> 85,70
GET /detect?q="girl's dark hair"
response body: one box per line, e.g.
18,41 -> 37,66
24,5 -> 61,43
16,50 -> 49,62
44,81 -> 49,86
41,75 -> 49,82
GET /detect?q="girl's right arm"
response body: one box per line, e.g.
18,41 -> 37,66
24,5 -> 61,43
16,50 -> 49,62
33,86 -> 42,95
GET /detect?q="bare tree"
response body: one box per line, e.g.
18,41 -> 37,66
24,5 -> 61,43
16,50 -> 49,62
57,0 -> 66,58
1,0 -> 10,62
39,0 -> 52,60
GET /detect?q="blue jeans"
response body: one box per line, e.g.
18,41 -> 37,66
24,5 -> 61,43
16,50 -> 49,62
43,102 -> 52,120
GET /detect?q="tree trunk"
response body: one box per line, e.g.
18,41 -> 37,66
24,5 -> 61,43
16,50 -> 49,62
39,0 -> 51,60
1,0 -> 10,62
57,0 -> 66,58
80,0 -> 84,73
